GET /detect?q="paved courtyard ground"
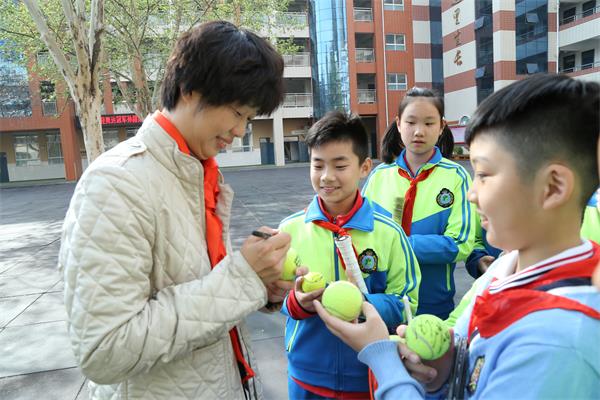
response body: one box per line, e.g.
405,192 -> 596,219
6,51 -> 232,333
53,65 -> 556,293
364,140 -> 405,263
0,163 -> 475,399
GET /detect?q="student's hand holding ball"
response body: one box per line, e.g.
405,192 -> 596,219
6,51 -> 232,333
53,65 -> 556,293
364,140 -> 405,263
396,323 -> 455,393
313,300 -> 388,353
294,272 -> 326,313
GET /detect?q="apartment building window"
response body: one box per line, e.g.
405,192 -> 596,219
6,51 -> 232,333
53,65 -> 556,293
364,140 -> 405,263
37,51 -> 50,66
562,54 -> 575,72
515,0 -> 548,75
387,73 -> 407,90
581,49 -> 595,69
561,7 -> 576,24
385,34 -> 406,51
582,1 -> 596,18
40,81 -> 57,116
14,135 -> 40,166
46,133 -> 63,164
384,0 -> 404,11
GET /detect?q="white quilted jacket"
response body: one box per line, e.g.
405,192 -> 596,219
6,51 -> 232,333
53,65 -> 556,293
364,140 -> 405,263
59,116 -> 268,399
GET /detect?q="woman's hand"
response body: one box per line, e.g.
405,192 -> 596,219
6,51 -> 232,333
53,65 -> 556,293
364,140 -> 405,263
241,227 -> 290,285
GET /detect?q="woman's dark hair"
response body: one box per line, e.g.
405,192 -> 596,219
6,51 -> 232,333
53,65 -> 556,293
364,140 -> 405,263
381,87 -> 445,163
160,21 -> 284,115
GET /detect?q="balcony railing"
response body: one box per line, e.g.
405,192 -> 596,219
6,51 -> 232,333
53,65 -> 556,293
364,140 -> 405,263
560,6 -> 600,25
356,48 -> 375,62
42,100 -> 57,116
358,89 -> 376,104
354,7 -> 373,22
276,12 -> 308,26
283,93 -> 312,108
283,52 -> 310,67
560,61 -> 600,73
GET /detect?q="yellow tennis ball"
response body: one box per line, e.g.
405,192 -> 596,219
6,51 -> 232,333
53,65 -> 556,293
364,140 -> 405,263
405,314 -> 451,360
302,272 -> 325,292
321,281 -> 363,321
281,247 -> 301,280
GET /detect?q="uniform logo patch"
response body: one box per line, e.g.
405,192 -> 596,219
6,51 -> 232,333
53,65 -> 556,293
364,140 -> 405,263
358,249 -> 378,273
436,188 -> 454,208
467,356 -> 485,395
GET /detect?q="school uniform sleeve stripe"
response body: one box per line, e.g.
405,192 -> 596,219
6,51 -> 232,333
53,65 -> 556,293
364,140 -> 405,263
374,214 -> 419,302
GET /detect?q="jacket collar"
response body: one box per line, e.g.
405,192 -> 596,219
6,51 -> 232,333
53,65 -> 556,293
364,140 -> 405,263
136,114 -> 228,186
305,194 -> 375,232
487,240 -> 595,294
395,147 -> 442,178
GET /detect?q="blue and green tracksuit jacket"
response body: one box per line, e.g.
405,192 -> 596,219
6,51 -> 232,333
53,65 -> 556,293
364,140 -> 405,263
582,190 -> 599,243
279,195 -> 420,393
362,147 -> 475,319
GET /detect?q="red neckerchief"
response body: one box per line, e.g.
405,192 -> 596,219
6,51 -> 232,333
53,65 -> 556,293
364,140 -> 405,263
468,242 -> 600,342
153,111 -> 255,384
397,153 -> 436,236
200,157 -> 227,267
312,191 -> 363,270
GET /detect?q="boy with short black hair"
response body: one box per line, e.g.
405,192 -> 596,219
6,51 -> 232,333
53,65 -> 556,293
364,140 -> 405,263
279,111 -> 421,399
314,74 -> 600,399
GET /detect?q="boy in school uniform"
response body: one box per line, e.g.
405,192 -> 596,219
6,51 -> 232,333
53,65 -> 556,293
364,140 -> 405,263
314,74 -> 600,399
279,111 -> 421,399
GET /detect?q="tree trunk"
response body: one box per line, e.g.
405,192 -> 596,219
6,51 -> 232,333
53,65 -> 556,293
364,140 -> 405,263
132,55 -> 152,118
75,92 -> 105,162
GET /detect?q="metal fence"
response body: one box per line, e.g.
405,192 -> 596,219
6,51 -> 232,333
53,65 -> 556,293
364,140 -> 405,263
355,48 -> 375,63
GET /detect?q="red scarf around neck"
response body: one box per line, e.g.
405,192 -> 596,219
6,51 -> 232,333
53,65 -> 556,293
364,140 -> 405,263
468,244 -> 600,342
312,192 -> 363,270
397,155 -> 436,235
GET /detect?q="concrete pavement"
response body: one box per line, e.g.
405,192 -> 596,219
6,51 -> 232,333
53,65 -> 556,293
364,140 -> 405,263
0,163 -> 475,399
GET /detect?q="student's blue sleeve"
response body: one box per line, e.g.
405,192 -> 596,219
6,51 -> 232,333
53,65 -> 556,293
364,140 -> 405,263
465,249 -> 488,279
358,341 -> 426,399
475,343 -> 599,399
408,170 -> 475,265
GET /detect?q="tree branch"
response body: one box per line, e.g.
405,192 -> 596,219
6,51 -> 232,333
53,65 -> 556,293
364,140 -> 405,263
61,0 -> 90,81
22,0 -> 77,93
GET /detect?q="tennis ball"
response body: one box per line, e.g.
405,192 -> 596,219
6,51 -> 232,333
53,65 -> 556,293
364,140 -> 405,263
321,281 -> 363,321
302,272 -> 325,292
405,314 -> 451,360
281,247 -> 301,280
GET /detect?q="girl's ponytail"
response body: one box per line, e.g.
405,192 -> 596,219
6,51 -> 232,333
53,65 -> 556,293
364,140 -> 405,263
381,120 -> 403,164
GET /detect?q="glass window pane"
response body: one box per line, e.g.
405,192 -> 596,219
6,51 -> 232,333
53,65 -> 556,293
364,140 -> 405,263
46,133 -> 63,164
14,135 -> 40,166
581,49 -> 595,69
